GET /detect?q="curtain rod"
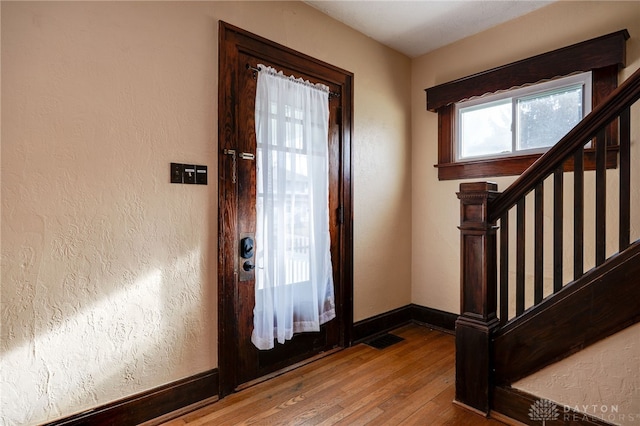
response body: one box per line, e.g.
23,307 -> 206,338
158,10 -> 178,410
246,64 -> 341,99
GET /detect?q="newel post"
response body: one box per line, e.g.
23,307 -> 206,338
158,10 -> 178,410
455,182 -> 500,415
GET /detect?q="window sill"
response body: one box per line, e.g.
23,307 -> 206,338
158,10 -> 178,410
435,147 -> 619,181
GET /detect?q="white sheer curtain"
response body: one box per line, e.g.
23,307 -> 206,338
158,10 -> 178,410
251,65 -> 336,351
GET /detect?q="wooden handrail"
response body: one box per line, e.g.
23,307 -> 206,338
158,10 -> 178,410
489,67 -> 640,223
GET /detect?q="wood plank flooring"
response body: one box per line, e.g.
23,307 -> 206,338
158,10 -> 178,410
157,324 -> 506,425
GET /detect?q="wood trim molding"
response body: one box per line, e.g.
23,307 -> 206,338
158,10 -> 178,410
353,305 -> 413,343
45,369 -> 218,426
426,30 -> 629,111
352,304 -> 457,343
493,386 -> 616,426
436,147 -> 620,181
410,304 -> 457,333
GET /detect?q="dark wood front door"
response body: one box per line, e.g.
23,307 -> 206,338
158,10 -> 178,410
218,22 -> 354,397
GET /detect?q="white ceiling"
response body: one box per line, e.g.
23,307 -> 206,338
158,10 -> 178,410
304,1 -> 554,58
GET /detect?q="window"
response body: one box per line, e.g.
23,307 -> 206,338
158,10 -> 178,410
425,29 -> 629,180
456,72 -> 592,161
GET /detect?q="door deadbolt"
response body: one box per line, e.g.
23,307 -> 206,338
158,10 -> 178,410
240,237 -> 254,259
239,233 -> 255,282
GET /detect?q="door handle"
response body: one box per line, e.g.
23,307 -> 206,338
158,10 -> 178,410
239,234 -> 255,282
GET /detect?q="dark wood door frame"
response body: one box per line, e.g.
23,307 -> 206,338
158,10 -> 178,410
217,21 -> 354,398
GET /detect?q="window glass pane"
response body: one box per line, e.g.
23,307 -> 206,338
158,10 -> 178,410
517,86 -> 583,151
459,99 -> 512,159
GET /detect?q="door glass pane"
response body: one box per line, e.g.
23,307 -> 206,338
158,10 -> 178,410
259,106 -> 312,289
459,99 -> 512,159
517,85 -> 583,151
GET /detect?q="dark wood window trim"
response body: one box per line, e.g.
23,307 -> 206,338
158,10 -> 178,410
426,30 -> 629,181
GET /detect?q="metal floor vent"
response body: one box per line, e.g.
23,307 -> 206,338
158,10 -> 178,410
365,333 -> 405,349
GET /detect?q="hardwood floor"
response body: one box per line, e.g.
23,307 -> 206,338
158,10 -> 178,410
157,324 -> 506,425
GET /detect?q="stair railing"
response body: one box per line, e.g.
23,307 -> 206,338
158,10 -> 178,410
455,67 -> 640,415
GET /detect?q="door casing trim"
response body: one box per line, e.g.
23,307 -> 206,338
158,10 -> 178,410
217,21 -> 354,398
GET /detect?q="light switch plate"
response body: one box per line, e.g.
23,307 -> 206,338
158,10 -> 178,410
195,165 -> 208,185
183,165 -> 196,184
170,163 -> 183,183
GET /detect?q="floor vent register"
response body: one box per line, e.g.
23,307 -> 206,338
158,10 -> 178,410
364,333 -> 405,349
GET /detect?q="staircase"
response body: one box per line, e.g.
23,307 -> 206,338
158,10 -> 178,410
455,67 -> 640,421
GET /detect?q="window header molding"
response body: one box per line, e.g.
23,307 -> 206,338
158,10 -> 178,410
425,29 -> 629,112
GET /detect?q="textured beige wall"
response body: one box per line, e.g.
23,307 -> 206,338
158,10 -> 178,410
411,0 -> 640,314
1,1 -> 411,423
515,322 -> 640,425
4,0 -> 638,423
411,0 -> 640,421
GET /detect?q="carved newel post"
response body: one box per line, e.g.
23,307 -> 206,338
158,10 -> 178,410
455,182 -> 500,415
